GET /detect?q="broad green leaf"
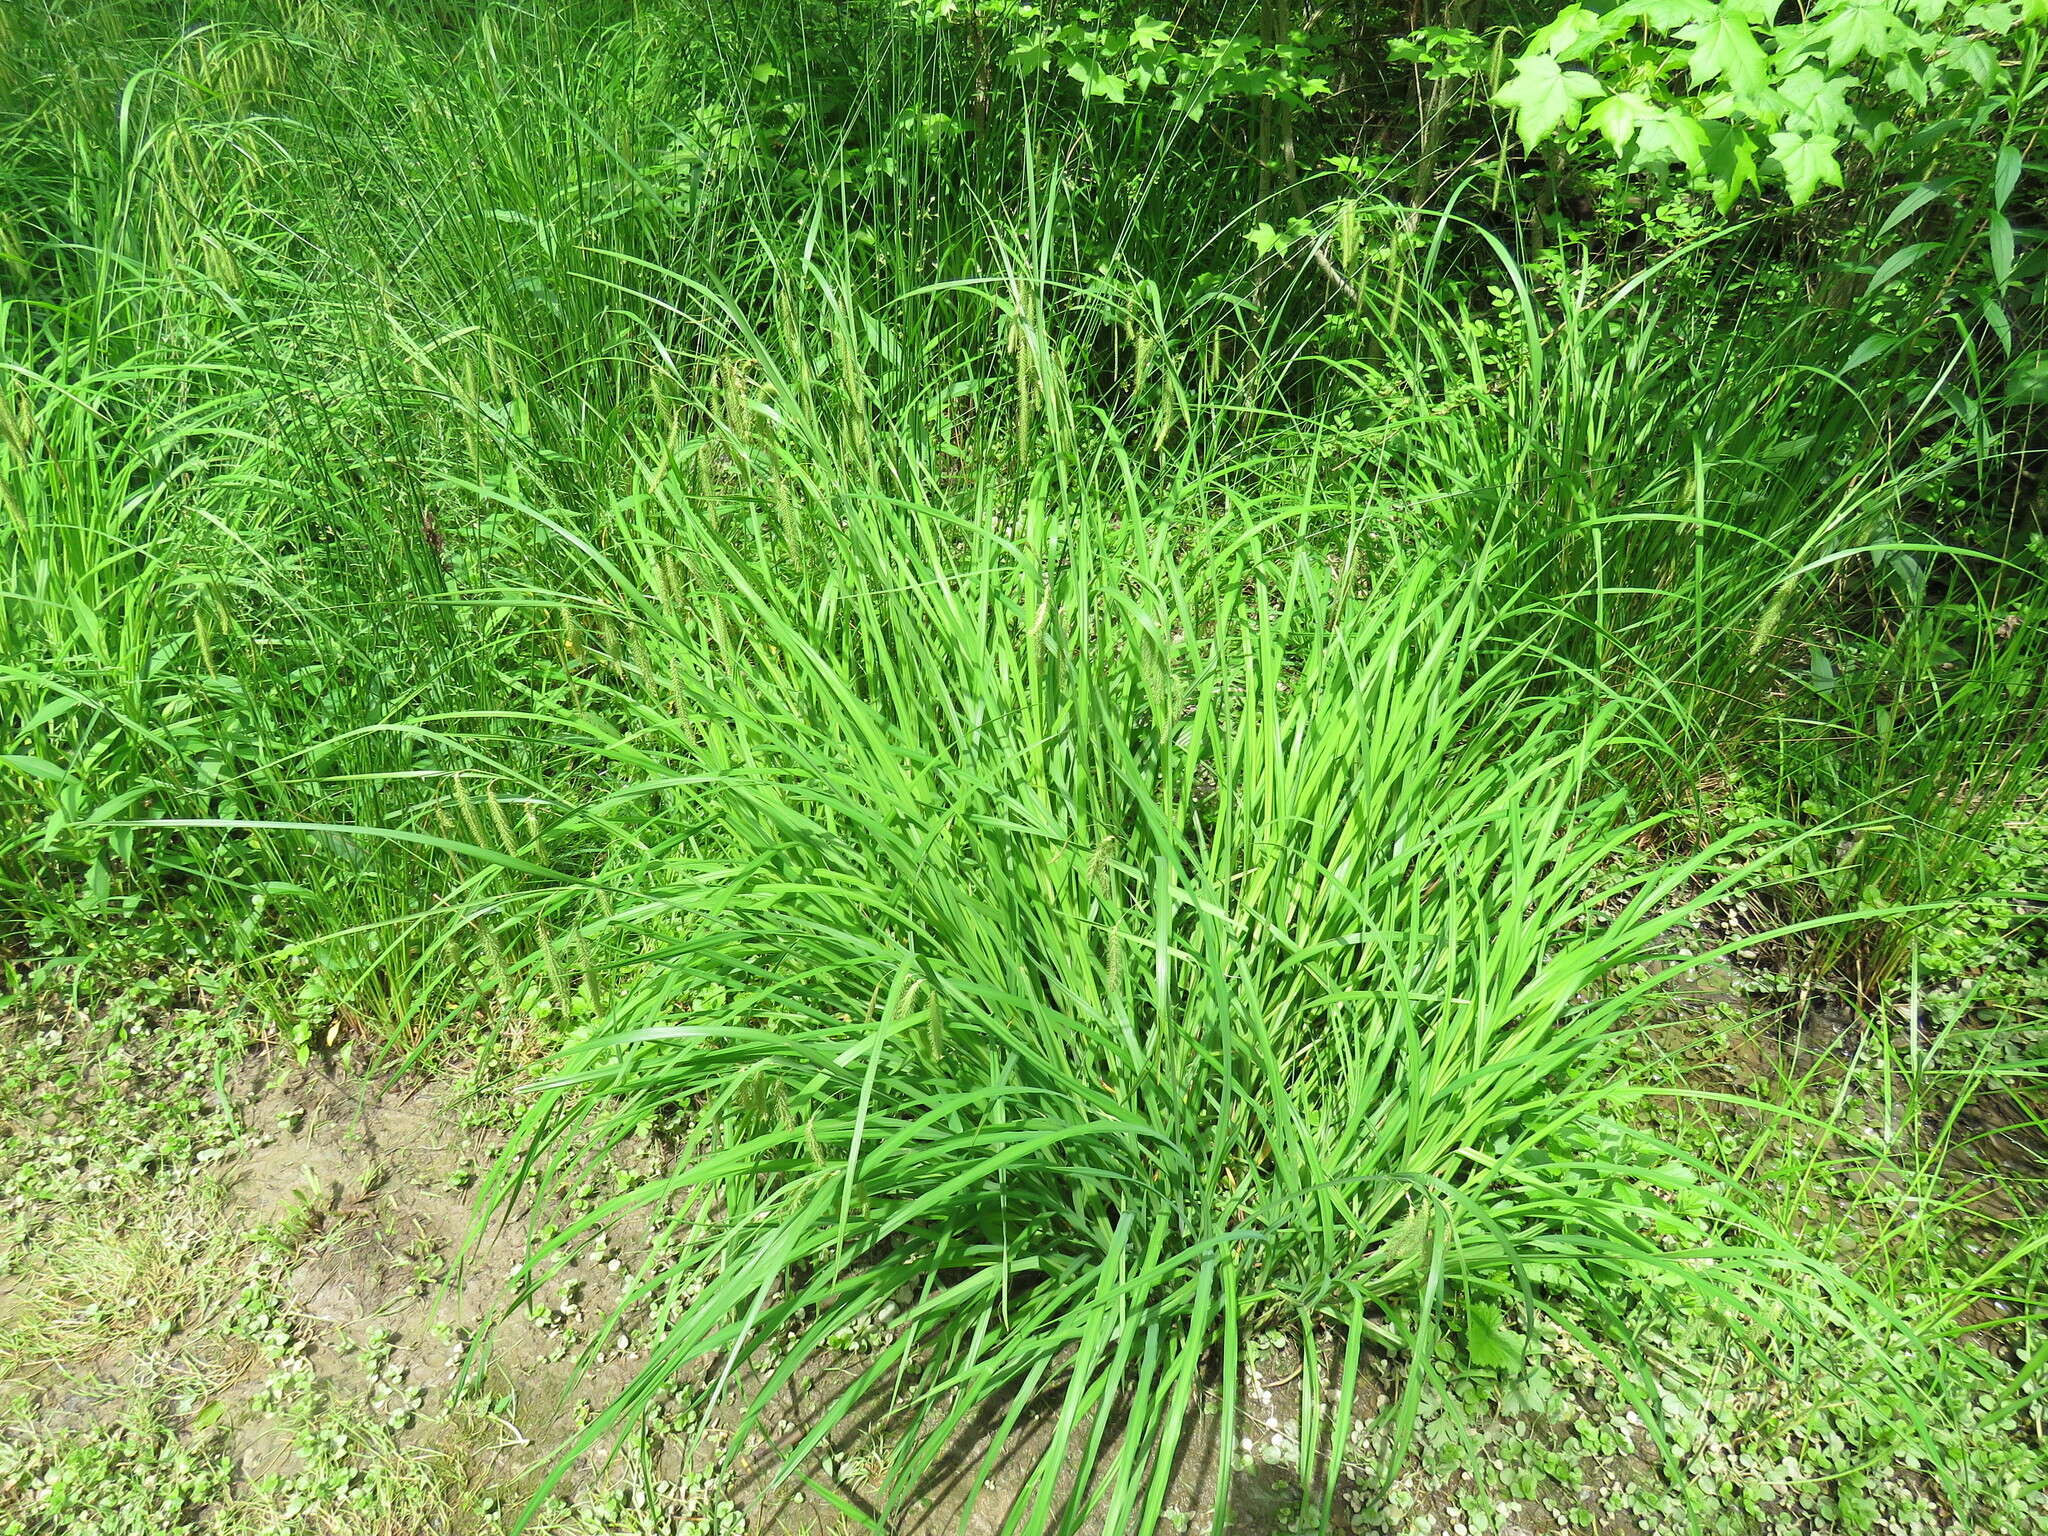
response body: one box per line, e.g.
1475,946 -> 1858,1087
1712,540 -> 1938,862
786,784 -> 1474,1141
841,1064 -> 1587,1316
1817,0 -> 1915,68
1067,57 -> 1130,103
1864,240 -> 1938,295
1883,53 -> 1931,106
1701,119 -> 1763,209
1770,131 -> 1843,206
1683,11 -> 1771,100
0,754 -> 71,783
1980,294 -> 2014,353
1845,331 -> 1902,370
1009,38 -> 1053,72
1586,91 -> 1658,152
1128,15 -> 1174,49
1634,105 -> 1711,172
1878,180 -> 1951,234
1945,38 -> 2000,88
1994,145 -> 2022,209
1963,1 -> 2018,31
1495,56 -> 1608,150
1244,222 -> 1289,256
2002,349 -> 2048,404
1776,67 -> 1855,135
1529,5 -> 1614,59
1989,210 -> 2014,285
1613,0 -> 1716,25
1464,1304 -> 1528,1371
1804,645 -> 1838,695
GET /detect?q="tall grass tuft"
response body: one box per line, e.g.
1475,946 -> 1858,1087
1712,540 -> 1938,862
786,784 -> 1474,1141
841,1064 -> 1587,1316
478,474 -> 1815,1532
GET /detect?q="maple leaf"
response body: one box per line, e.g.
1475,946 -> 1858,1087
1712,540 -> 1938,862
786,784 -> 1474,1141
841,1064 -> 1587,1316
1769,130 -> 1844,205
1682,10 -> 1771,101
1817,0 -> 1917,69
1495,56 -> 1608,151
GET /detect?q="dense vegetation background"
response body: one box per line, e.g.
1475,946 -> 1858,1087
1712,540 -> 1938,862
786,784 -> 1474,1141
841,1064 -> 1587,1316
2,1 -> 2047,1532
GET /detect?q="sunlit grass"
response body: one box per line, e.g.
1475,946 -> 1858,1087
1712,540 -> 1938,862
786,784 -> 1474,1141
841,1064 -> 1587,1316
2,1 -> 2044,1531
